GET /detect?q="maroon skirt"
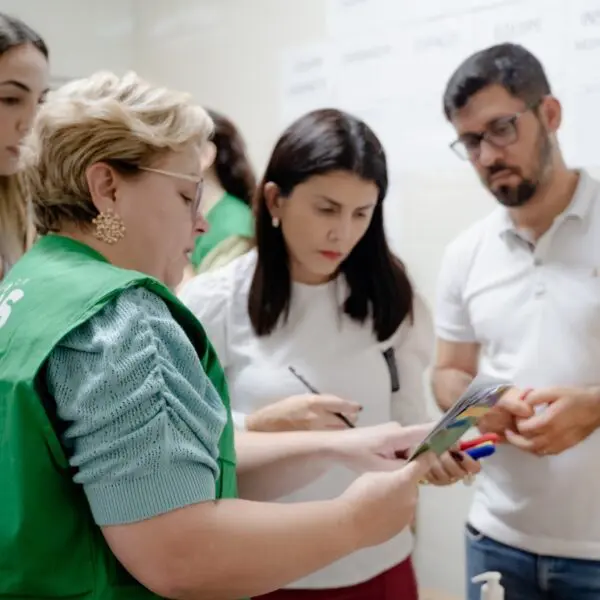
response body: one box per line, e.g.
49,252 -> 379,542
253,556 -> 419,600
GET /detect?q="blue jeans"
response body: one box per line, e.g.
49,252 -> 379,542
466,523 -> 600,600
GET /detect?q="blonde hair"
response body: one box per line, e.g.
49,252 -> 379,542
0,175 -> 33,276
22,71 -> 213,235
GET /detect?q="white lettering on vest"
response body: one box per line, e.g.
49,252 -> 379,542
0,288 -> 24,329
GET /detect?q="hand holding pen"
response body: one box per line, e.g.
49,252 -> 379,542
288,366 -> 358,429
244,368 -> 361,432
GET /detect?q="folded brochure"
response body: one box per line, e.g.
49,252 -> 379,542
408,383 -> 510,460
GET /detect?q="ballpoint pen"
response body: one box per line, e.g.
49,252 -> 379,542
288,366 -> 408,460
288,366 -> 355,428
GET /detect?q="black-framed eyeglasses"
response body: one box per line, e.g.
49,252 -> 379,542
450,105 -> 537,161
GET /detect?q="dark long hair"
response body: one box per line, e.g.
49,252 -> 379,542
248,108 -> 413,341
206,109 -> 255,206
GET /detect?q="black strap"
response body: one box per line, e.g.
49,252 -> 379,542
382,347 -> 400,392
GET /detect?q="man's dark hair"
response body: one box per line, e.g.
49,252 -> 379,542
443,43 -> 551,119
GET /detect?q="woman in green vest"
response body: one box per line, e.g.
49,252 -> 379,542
185,109 -> 255,278
0,70 -> 437,600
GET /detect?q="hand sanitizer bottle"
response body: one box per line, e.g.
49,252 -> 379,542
472,571 -> 504,600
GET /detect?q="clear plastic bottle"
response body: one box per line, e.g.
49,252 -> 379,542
472,571 -> 504,600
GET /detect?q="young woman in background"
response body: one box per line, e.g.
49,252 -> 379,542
0,12 -> 48,279
188,108 -> 255,274
180,109 -> 479,600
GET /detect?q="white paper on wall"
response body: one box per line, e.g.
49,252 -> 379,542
391,12 -> 488,170
281,0 -> 594,174
561,0 -> 600,166
278,43 -> 335,128
326,0 -> 406,38
331,34 -> 403,111
411,0 -> 517,21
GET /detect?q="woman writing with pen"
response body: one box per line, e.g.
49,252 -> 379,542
179,108 -> 479,600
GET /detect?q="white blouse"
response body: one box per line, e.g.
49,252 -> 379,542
179,249 -> 434,589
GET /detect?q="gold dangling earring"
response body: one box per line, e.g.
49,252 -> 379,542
92,208 -> 126,245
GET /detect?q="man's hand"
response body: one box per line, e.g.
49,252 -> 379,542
477,387 -> 534,441
505,387 -> 600,456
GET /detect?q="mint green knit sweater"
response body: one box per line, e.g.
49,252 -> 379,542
45,286 -> 227,526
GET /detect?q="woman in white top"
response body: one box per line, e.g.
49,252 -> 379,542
180,108 -> 479,600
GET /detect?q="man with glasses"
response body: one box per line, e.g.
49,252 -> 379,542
432,43 -> 600,600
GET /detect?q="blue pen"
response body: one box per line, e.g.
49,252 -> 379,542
467,444 -> 496,460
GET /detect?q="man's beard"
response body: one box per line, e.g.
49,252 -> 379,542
486,130 -> 552,208
493,178 -> 537,208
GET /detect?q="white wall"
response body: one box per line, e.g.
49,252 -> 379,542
2,0 -> 136,81
133,0 -> 323,171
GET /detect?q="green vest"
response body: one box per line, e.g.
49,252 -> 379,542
0,235 -> 238,599
191,193 -> 253,269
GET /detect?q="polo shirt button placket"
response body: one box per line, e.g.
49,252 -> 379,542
533,256 -> 546,297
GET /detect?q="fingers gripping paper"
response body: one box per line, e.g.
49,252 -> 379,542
409,383 -> 510,460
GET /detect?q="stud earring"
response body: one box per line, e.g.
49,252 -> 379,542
272,217 -> 280,228
92,209 -> 126,245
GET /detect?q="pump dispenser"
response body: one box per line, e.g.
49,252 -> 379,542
472,571 -> 504,600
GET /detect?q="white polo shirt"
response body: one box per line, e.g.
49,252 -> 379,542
436,170 -> 600,559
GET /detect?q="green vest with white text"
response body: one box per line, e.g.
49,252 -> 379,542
0,235 -> 238,599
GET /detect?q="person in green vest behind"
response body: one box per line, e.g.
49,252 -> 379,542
189,109 -> 255,273
0,70 -> 438,600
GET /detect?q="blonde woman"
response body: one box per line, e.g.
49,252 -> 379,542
0,70 -> 439,600
0,12 -> 49,279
